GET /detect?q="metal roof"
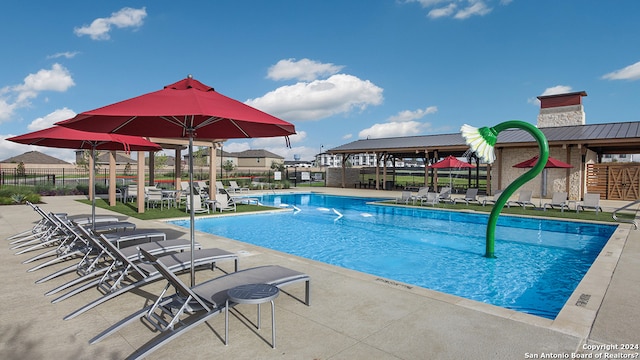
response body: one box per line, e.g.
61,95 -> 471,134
329,121 -> 640,156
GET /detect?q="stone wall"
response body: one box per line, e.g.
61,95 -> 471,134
537,105 -> 585,128
492,147 -> 581,201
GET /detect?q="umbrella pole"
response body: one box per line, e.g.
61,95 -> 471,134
188,131 -> 196,287
91,147 -> 96,230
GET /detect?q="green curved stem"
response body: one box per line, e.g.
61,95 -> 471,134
484,120 -> 549,258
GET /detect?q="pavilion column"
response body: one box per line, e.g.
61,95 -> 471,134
423,150 -> 429,188
383,153 -> 388,190
174,147 -> 182,191
375,153 -> 383,190
108,151 -> 116,206
433,150 -> 439,192
137,151 -> 145,213
209,142 -> 217,198
148,152 -> 155,186
88,151 -> 95,201
341,155 -> 347,188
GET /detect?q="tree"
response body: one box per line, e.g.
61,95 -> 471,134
154,152 -> 168,169
270,161 -> 285,172
16,161 -> 25,176
76,150 -> 102,172
222,160 -> 235,178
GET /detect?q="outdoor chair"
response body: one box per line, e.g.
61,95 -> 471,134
481,190 -> 503,206
229,180 -> 249,193
89,248 -> 310,360
215,193 -> 237,212
396,191 -> 413,205
126,184 -> 138,203
452,188 -> 479,205
577,193 -> 603,214
420,192 -> 439,206
437,187 -> 452,203
409,187 -> 429,205
185,194 -> 210,214
145,187 -> 167,210
40,224 -> 193,294
507,190 -> 536,209
215,181 -> 226,193
60,232 -> 238,319
543,192 -> 568,212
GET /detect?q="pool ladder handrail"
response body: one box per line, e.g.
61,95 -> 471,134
611,199 -> 640,229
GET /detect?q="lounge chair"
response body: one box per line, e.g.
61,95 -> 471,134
409,187 -> 429,205
395,191 -> 413,205
482,190 -> 503,206
36,224 -> 192,288
452,188 -> 479,205
185,194 -> 210,214
215,181 -> 226,193
420,192 -> 439,206
61,232 -> 238,319
229,180 -> 249,193
126,184 -> 138,203
437,187 -> 452,203
577,193 -> 603,214
507,190 -> 536,209
543,192 -> 568,212
215,193 -> 237,212
89,248 -> 310,360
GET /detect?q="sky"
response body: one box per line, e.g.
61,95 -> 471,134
1,1 -> 639,164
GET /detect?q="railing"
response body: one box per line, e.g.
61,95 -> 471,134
612,199 -> 640,229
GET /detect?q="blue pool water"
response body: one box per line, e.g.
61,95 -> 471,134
169,193 -> 617,319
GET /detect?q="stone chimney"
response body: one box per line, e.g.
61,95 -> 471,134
536,91 -> 587,128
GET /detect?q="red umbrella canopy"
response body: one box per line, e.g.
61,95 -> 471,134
513,155 -> 573,169
7,126 -> 162,152
56,76 -> 296,140
430,155 -> 475,168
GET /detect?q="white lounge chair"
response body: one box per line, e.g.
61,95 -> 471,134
452,188 -> 479,205
229,180 -> 249,193
577,193 -> 602,214
482,190 -> 503,206
437,187 -> 452,203
543,192 -> 568,212
215,193 -> 237,212
185,194 -> 210,214
507,190 -> 536,209
396,191 -> 413,204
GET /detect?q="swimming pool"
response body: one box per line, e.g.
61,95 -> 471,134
169,193 -> 617,319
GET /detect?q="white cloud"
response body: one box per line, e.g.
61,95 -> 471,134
28,107 -> 76,131
387,106 -> 438,122
428,4 -> 457,19
359,121 -> 426,139
528,85 -> 573,105
0,64 -> 75,122
342,133 -> 353,140
602,61 -> 640,81
74,7 -> 147,40
246,74 -> 383,121
454,1 -> 492,19
267,58 -> 344,81
409,0 -> 505,20
47,51 -> 80,59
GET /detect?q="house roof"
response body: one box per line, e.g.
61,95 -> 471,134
328,121 -> 640,158
0,151 -> 70,165
235,149 -> 284,159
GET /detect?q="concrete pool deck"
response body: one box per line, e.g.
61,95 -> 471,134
1,189 -> 638,359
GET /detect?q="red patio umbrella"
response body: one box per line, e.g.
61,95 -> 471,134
512,155 -> 573,169
56,75 -> 296,285
429,155 -> 475,190
7,126 -> 161,227
513,155 -> 573,206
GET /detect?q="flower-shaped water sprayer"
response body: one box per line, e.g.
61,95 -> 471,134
461,120 -> 549,258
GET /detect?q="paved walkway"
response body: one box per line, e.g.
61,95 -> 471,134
1,189 -> 638,360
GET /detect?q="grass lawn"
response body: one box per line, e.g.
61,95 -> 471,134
77,198 -> 278,220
